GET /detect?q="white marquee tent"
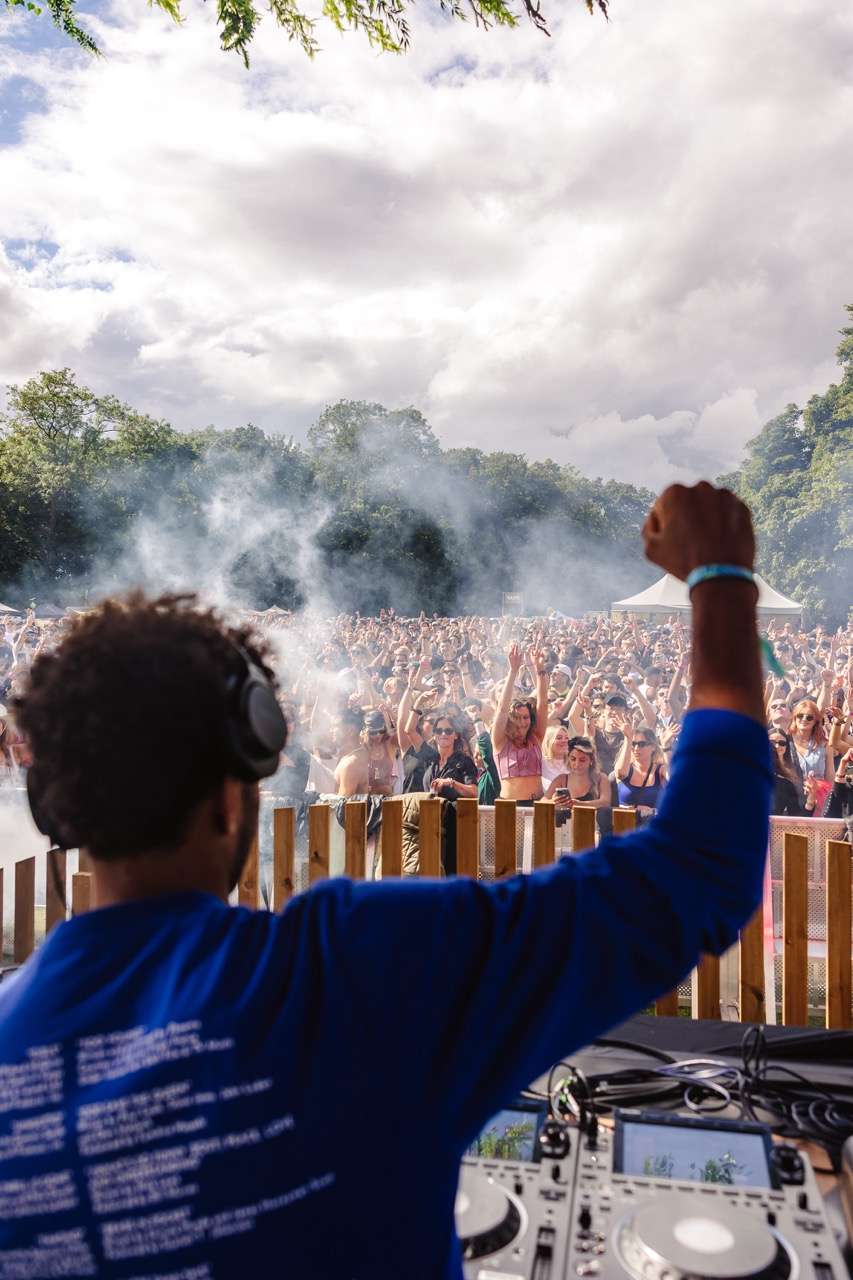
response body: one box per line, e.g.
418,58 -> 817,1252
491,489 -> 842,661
611,573 -> 802,621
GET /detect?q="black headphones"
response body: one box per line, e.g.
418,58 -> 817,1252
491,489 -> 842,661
27,642 -> 287,850
223,644 -> 288,783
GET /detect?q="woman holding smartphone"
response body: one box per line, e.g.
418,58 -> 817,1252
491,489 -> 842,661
543,735 -> 610,815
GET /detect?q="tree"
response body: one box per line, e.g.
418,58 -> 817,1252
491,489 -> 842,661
723,306 -> 853,628
3,0 -> 607,68
0,370 -> 123,581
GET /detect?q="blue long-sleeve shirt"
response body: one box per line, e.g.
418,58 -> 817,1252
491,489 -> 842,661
0,709 -> 771,1278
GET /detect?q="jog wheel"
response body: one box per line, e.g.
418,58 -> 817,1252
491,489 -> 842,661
455,1167 -> 523,1261
616,1195 -> 793,1280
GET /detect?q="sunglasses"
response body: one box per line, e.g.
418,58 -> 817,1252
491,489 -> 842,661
770,703 -> 788,711
434,727 -> 455,736
632,740 -> 653,749
367,729 -> 386,737
794,713 -> 815,722
770,740 -> 787,749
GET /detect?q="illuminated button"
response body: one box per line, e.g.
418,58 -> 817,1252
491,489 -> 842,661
576,1263 -> 600,1276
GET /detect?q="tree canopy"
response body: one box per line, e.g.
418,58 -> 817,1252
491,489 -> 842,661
4,0 -> 607,67
2,308 -> 850,623
720,304 -> 853,629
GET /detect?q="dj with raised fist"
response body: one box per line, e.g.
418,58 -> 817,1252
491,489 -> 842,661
0,483 -> 771,1279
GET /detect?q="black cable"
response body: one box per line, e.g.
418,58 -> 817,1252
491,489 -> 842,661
544,1025 -> 853,1173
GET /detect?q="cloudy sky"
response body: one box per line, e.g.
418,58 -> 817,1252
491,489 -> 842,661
1,0 -> 851,489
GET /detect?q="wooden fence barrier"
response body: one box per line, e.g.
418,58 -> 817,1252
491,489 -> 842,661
533,800 -> 555,868
308,803 -> 330,884
380,796 -> 403,878
273,808 -> 295,910
783,831 -> 808,1027
456,798 -> 479,878
46,850 -> 66,933
2,804 -> 851,1031
739,905 -> 765,1024
571,804 -> 597,853
826,839 -> 852,1030
420,797 -> 442,877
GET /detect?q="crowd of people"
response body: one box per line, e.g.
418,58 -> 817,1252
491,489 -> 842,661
2,605 -> 852,848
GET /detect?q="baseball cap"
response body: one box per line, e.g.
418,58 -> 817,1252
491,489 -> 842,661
553,664 -> 573,677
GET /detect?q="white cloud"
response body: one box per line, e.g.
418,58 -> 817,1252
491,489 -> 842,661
0,0 -> 851,486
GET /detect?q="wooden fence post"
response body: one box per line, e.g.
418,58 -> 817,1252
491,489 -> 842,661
419,797 -> 442,877
739,905 -> 765,1024
380,797 -> 403,878
456,798 -> 479,879
273,808 -> 295,911
344,801 -> 366,880
308,804 -> 330,884
494,799 -> 517,879
612,807 -> 637,835
533,800 -> 555,869
571,804 -> 597,853
694,954 -> 721,1020
654,989 -> 680,1017
238,833 -> 259,908
45,850 -> 67,932
14,857 -> 36,964
826,839 -> 852,1029
71,872 -> 92,915
782,831 -> 808,1026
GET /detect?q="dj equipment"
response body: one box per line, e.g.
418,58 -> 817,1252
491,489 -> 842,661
27,641 -> 286,848
458,1103 -> 848,1280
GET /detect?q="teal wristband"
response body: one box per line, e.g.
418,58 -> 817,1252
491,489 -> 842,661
685,564 -> 755,592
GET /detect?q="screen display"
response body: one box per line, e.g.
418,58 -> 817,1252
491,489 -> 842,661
619,1121 -> 771,1188
467,1108 -> 541,1164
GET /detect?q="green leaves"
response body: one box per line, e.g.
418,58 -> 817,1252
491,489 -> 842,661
4,0 -> 607,63
725,305 -> 853,627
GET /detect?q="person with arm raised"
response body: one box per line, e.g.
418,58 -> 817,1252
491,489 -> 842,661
490,642 -> 549,802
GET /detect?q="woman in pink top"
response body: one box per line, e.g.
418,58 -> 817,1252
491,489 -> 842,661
491,642 -> 549,802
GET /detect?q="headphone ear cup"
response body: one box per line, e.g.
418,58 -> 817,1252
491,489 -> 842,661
223,657 -> 287,782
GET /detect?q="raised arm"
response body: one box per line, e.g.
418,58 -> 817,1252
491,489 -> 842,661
526,644 -> 549,742
623,675 -> 657,729
397,661 -> 429,753
491,644 -> 523,754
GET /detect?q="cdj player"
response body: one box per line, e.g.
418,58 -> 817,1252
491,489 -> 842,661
457,1103 -> 848,1280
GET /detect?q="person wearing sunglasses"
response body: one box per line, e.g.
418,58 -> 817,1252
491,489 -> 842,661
614,726 -> 667,819
766,694 -> 792,736
421,713 -> 479,876
362,707 -> 402,797
769,733 -> 805,816
422,715 -> 478,802
788,698 -> 833,793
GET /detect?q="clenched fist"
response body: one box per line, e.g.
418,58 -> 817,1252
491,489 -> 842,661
642,481 -> 755,582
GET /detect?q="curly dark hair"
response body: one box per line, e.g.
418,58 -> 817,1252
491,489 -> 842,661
13,593 -> 276,860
